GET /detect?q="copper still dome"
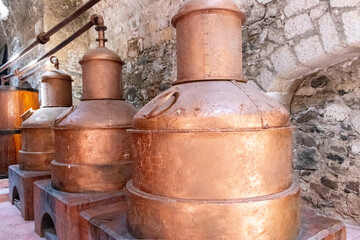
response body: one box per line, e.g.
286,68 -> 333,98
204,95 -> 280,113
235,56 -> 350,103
126,0 -> 300,239
19,57 -> 73,171
51,19 -> 138,193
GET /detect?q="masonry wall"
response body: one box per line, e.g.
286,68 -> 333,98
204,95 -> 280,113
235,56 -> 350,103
0,0 -> 44,87
292,58 -> 360,224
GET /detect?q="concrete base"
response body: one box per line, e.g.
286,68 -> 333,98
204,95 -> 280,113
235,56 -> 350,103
81,201 -> 346,240
33,179 -> 125,240
8,165 -> 51,220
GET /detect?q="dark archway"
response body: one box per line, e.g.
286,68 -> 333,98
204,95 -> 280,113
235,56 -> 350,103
41,213 -> 57,239
12,186 -> 20,210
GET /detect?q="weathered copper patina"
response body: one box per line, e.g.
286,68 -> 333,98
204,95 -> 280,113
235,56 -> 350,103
51,17 -> 137,193
19,57 -> 73,171
127,0 -> 300,239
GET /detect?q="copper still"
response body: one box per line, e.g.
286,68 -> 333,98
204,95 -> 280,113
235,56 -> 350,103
0,86 -> 39,175
51,18 -> 138,193
126,0 -> 300,239
19,57 -> 73,172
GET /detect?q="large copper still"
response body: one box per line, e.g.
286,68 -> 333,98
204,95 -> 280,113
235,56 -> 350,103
19,57 -> 73,171
126,0 -> 300,239
51,17 -> 138,193
0,86 -> 39,175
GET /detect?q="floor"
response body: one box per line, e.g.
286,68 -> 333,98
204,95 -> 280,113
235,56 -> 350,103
0,201 -> 44,240
0,185 -> 360,240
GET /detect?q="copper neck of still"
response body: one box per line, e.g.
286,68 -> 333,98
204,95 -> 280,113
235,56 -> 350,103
80,18 -> 124,100
41,56 -> 73,107
171,0 -> 247,85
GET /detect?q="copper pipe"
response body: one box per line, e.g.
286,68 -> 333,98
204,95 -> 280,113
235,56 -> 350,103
0,0 -> 101,77
2,15 -> 103,83
18,64 -> 46,82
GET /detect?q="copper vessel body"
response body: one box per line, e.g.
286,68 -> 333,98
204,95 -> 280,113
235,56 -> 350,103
127,180 -> 300,240
51,42 -> 137,193
19,66 -> 73,172
127,0 -> 300,239
0,86 -> 39,175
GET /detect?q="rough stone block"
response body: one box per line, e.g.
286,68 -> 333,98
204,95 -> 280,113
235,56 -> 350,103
295,36 -> 325,64
256,0 -> 273,4
319,13 -> 340,52
256,68 -> 275,91
330,0 -> 360,7
270,45 -> 297,75
285,14 -> 313,39
310,5 -> 328,20
342,10 -> 360,46
284,0 -> 320,17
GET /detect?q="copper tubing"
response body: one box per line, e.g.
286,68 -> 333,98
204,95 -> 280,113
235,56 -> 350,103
0,0 -> 101,76
1,15 -> 104,83
18,64 -> 46,83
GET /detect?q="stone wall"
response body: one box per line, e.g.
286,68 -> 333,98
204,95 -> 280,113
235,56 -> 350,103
292,58 -> 360,224
0,0 -> 89,104
0,0 -> 45,88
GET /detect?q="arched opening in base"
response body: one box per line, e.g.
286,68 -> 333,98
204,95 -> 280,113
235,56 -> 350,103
41,213 -> 57,240
12,186 -> 20,210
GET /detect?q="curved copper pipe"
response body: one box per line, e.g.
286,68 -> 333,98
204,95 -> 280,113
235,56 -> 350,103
18,64 -> 46,83
0,0 -> 101,76
1,15 -> 105,83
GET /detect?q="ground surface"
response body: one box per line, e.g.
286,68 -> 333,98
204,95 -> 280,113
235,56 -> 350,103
0,201 -> 44,240
0,192 -> 360,240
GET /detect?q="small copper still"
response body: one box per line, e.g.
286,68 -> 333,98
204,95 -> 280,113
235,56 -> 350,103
51,17 -> 138,193
19,57 -> 73,171
127,0 -> 300,239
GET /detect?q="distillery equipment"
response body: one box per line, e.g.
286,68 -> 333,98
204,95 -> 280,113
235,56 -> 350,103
126,0 -> 300,239
51,17 -> 138,193
0,85 -> 39,175
19,57 -> 73,171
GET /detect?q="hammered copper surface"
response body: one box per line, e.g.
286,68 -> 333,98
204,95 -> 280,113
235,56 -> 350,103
127,0 -> 300,239
80,47 -> 124,100
127,180 -> 300,240
51,24 -> 137,193
133,81 -> 290,131
0,87 -> 39,174
19,62 -> 73,172
41,70 -> 73,107
172,0 -> 246,84
131,128 -> 293,199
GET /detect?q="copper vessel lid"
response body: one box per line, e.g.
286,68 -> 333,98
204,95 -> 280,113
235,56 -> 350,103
171,0 -> 246,27
133,81 -> 290,131
21,107 -> 71,129
41,69 -> 72,82
41,56 -> 72,82
80,47 -> 124,64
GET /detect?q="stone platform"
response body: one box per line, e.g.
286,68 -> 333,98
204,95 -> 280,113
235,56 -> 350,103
81,202 -> 346,240
8,165 -> 51,220
33,179 -> 125,240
